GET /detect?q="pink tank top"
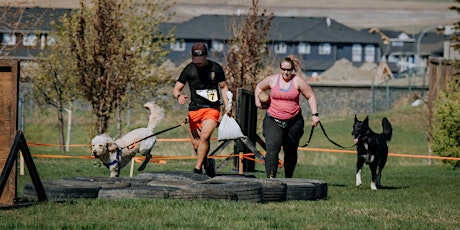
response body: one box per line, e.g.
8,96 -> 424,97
267,75 -> 300,120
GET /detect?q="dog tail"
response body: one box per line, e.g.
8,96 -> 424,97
144,101 -> 164,130
382,117 -> 392,141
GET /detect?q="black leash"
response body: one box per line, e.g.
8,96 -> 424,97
299,124 -> 315,147
300,121 -> 355,148
122,117 -> 188,149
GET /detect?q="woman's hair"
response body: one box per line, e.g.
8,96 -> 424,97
280,55 -> 301,71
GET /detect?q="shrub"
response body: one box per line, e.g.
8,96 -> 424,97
431,79 -> 460,168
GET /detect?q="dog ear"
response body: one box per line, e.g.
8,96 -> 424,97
364,116 -> 369,125
107,142 -> 118,152
354,114 -> 358,122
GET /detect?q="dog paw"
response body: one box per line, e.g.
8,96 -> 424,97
370,182 -> 377,190
355,174 -> 362,187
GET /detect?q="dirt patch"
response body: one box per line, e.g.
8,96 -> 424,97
319,59 -> 378,81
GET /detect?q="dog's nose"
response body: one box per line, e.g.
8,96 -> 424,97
93,150 -> 99,158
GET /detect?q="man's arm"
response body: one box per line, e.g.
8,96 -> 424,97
173,81 -> 187,105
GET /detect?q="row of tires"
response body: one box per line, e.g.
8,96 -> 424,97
23,172 -> 328,203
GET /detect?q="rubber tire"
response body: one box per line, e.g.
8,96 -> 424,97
138,171 -> 210,182
297,178 -> 328,200
209,176 -> 287,202
270,178 -> 317,201
98,185 -> 179,199
22,181 -> 101,200
256,178 -> 287,202
147,180 -> 193,189
169,189 -> 238,201
190,180 -> 263,203
59,176 -> 132,188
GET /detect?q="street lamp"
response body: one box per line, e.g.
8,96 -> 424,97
415,25 -> 445,75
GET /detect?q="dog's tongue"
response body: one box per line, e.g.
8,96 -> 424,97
353,138 -> 359,144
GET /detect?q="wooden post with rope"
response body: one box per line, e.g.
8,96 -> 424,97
238,152 -> 244,175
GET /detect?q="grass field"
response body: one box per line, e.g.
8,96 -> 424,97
1,104 -> 459,229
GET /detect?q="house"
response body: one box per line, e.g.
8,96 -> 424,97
367,28 -> 448,76
0,7 -> 72,60
163,14 -> 382,75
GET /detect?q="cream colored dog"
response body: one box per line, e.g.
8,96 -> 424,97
91,101 -> 164,177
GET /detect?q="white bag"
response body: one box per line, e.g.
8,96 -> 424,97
218,91 -> 245,141
218,114 -> 246,141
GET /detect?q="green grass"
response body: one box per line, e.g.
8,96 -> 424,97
1,105 -> 459,229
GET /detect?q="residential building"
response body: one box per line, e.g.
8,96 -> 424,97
163,14 -> 382,75
368,28 -> 449,77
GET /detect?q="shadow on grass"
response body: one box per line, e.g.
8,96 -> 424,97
378,185 -> 409,190
328,183 -> 409,190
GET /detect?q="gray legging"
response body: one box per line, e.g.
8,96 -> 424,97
263,112 -> 304,178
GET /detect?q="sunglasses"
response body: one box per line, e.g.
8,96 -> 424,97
192,50 -> 207,56
280,67 -> 293,72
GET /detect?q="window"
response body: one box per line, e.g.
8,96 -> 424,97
170,41 -> 185,51
47,35 -> 56,46
2,33 -> 16,46
274,42 -> 287,54
364,45 -> 375,62
318,43 -> 331,55
352,44 -> 362,62
298,42 -> 310,54
23,33 -> 37,46
211,40 -> 224,52
391,41 -> 403,47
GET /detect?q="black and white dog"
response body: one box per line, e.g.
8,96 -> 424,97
352,115 -> 392,190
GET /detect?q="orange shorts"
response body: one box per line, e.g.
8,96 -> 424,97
188,108 -> 220,132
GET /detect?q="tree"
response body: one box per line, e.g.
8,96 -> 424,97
25,14 -> 78,152
225,0 -> 274,95
68,0 -> 174,135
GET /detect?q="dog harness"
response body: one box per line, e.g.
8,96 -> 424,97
103,147 -> 122,168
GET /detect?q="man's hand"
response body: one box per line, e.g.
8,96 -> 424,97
177,94 -> 188,105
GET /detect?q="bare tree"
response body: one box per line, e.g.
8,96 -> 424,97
68,0 -> 174,135
24,13 -> 78,152
225,0 -> 274,94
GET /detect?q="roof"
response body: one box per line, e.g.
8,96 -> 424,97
0,7 -> 73,32
165,14 -> 381,44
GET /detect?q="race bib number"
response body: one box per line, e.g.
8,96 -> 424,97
196,89 -> 218,102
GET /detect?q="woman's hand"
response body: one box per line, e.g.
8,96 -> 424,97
312,115 -> 320,127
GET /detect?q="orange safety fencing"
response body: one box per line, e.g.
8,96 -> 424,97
24,138 -> 460,163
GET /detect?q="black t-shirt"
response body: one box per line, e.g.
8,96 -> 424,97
177,60 -> 226,111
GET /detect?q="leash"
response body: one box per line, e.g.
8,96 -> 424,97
300,121 -> 355,148
299,124 -> 315,147
121,117 -> 188,149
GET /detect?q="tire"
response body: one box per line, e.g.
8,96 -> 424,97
270,178 -> 317,201
297,178 -> 328,200
190,180 -> 263,203
98,185 -> 178,199
147,180 -> 193,189
256,178 -> 287,203
209,176 -> 287,202
137,171 -> 210,182
59,176 -> 132,188
22,181 -> 100,200
169,189 -> 238,201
